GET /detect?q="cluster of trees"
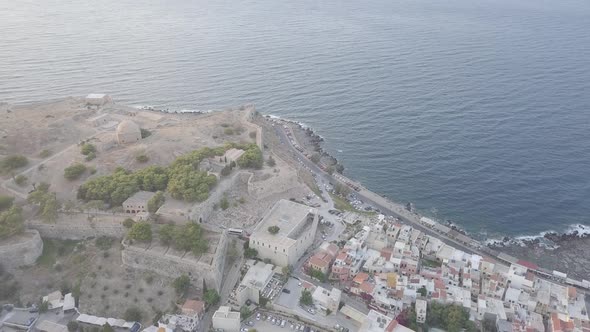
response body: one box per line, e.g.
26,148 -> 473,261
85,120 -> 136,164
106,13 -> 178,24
80,143 -> 96,161
28,183 -> 59,223
172,275 -> 190,295
64,163 -> 87,180
128,222 -> 152,242
0,155 -> 28,174
78,144 -> 263,207
398,302 -> 476,332
158,222 -> 208,255
0,196 -> 24,239
236,144 -> 263,169
204,289 -> 220,306
147,191 -> 165,213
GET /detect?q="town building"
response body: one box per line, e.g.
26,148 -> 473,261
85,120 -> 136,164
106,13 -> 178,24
249,199 -> 318,267
181,299 -> 205,318
312,286 -> 342,314
236,261 -> 274,306
415,298 -> 427,323
212,306 -> 240,332
122,191 -> 156,214
116,120 -> 142,144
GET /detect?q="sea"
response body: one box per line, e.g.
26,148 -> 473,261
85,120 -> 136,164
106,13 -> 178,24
1,0 -> 589,240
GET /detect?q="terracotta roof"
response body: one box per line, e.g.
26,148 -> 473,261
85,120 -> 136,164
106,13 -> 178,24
336,252 -> 348,261
182,300 -> 205,315
353,272 -> 369,284
517,260 -> 539,270
568,287 -> 577,298
360,281 -> 375,294
309,256 -> 329,269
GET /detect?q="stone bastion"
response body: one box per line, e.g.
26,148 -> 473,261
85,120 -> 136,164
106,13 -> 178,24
0,229 -> 43,270
121,229 -> 228,292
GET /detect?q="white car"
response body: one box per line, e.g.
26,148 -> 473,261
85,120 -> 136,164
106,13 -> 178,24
256,313 -> 261,320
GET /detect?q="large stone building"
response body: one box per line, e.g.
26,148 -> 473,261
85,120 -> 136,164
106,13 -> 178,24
116,120 -> 142,144
249,199 -> 318,267
122,191 -> 155,214
212,307 -> 240,332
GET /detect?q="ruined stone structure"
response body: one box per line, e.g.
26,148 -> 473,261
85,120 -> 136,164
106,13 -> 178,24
116,120 -> 142,144
0,230 -> 43,269
26,213 -> 127,240
121,230 -> 228,291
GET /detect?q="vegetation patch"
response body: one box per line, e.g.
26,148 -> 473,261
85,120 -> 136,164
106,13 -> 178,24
64,163 -> 87,180
0,155 -> 28,174
158,222 -> 208,255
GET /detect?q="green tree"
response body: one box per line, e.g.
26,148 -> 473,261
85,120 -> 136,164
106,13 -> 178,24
333,183 -> 351,197
14,175 -> 27,186
220,165 -> 232,176
128,222 -> 152,242
244,247 -> 258,259
64,163 -> 87,180
39,149 -> 53,158
0,155 -> 28,173
172,275 -> 190,296
124,307 -> 143,322
237,145 -> 263,169
159,224 -> 175,246
67,321 -> 79,332
417,286 -> 427,297
140,128 -> 152,139
267,226 -> 280,234
41,194 -> 59,223
0,206 -> 24,239
281,265 -> 293,279
240,306 -> 252,319
326,165 -> 335,175
220,196 -> 229,210
0,195 -> 14,211
123,218 -> 134,228
85,152 -> 96,161
80,143 -> 96,156
308,268 -> 327,282
299,289 -> 313,306
147,191 -> 165,213
39,300 -> 49,313
204,289 -> 220,306
136,154 -> 149,163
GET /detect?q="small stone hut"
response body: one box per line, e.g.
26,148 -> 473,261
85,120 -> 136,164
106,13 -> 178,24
116,120 -> 142,144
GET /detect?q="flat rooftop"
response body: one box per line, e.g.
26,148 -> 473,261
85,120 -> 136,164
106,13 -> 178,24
251,199 -> 315,244
240,262 -> 274,290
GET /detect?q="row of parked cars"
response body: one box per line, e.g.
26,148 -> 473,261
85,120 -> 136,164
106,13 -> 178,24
242,312 -> 316,332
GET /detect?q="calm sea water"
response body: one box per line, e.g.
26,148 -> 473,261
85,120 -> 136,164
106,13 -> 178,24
2,0 -> 590,238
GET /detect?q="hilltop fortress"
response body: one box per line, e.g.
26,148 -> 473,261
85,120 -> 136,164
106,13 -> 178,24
0,95 -> 310,296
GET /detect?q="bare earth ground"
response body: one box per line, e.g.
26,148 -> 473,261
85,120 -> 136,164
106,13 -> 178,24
12,237 -> 178,324
494,237 -> 590,280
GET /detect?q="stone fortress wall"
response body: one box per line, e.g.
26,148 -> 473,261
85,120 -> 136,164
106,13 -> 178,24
26,212 -> 127,240
121,229 -> 228,292
0,229 -> 43,269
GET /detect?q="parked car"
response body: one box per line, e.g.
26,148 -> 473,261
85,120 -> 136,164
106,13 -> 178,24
282,288 -> 291,294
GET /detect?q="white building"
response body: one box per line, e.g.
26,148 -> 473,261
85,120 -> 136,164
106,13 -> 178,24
312,286 -> 342,313
212,306 -> 240,332
236,261 -> 274,306
85,93 -> 112,106
415,298 -> 427,323
249,199 -> 318,267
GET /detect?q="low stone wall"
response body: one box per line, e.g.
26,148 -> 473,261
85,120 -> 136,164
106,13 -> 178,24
0,229 -> 43,269
26,212 -> 127,240
121,231 -> 228,292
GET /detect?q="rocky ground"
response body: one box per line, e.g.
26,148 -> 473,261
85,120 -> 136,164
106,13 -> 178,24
492,236 -> 590,280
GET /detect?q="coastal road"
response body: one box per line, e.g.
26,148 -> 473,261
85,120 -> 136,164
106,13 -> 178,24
271,120 -> 481,256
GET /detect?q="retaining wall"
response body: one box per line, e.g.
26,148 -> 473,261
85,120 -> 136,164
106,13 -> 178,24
0,229 -> 43,269
26,213 -> 127,239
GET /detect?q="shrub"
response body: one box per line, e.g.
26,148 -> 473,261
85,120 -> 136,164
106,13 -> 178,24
0,206 -> 25,239
0,196 -> 15,211
140,128 -> 152,139
136,154 -> 149,163
64,163 -> 87,180
124,307 -> 143,322
95,236 -> 114,251
223,128 -> 234,135
128,222 -> 152,242
204,289 -> 220,306
80,143 -> 96,156
244,247 -> 258,259
0,155 -> 28,173
299,289 -> 313,306
220,196 -> 229,210
310,153 -> 321,163
267,156 -> 276,167
123,218 -> 134,228
14,175 -> 27,186
267,226 -> 280,235
237,144 -> 263,169
85,152 -> 96,161
39,149 -> 53,158
172,275 -> 190,295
